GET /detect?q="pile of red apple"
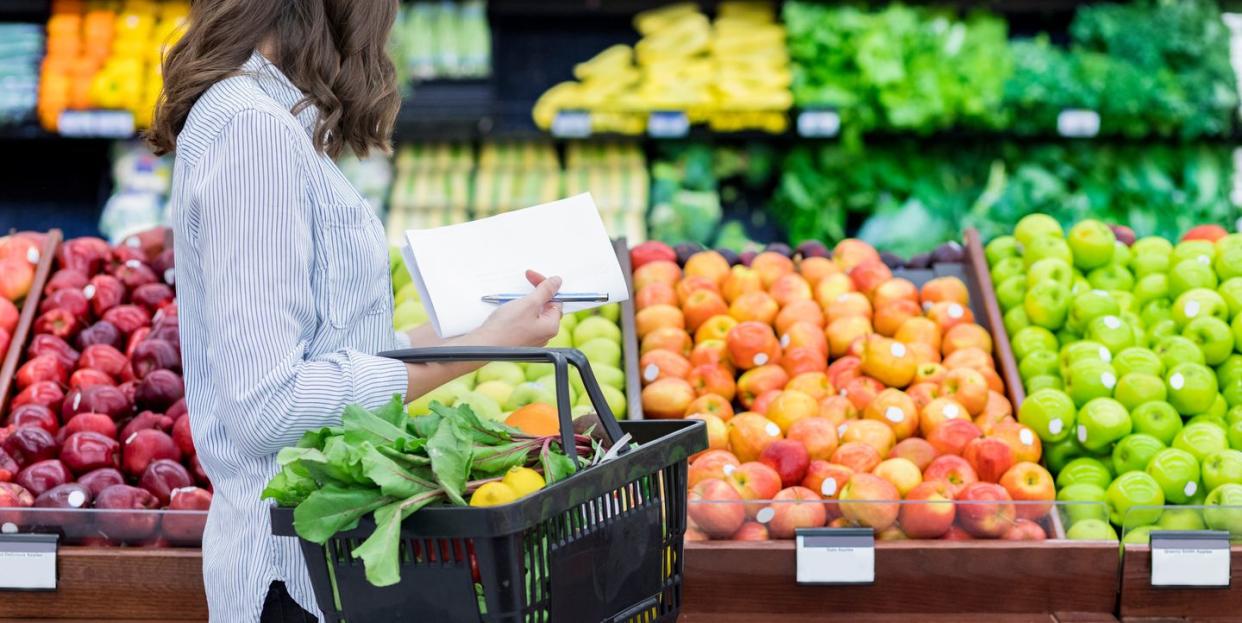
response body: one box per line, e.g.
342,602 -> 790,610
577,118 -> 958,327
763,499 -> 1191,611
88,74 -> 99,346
630,239 -> 1057,542
0,228 -> 211,546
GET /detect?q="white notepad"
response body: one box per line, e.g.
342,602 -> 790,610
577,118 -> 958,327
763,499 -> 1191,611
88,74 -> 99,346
401,193 -> 630,338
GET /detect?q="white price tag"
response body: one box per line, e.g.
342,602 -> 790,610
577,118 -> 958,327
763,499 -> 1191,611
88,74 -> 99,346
58,110 -> 135,138
1150,531 -> 1231,588
795,528 -> 874,585
647,110 -> 689,138
1057,109 -> 1100,138
551,110 -> 591,139
797,109 -> 840,138
0,534 -> 58,591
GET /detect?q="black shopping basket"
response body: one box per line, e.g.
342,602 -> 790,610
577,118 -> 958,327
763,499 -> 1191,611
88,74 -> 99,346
271,346 -> 706,623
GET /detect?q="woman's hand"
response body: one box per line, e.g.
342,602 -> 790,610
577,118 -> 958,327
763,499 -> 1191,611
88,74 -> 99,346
475,270 -> 563,348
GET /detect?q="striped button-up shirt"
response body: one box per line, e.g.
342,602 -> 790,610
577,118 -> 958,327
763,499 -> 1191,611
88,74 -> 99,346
170,51 -> 409,622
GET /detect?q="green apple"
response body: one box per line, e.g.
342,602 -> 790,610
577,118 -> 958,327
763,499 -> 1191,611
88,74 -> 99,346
1087,315 -> 1136,354
395,282 -> 420,306
1113,347 -> 1164,378
1072,276 -> 1092,296
408,378 -> 472,415
1230,420 -> 1242,450
571,404 -> 595,418
1058,483 -> 1110,525
578,337 -> 622,368
560,312 -> 579,332
1173,422 -> 1230,462
985,235 -> 1021,266
504,381 -> 557,411
1219,278 -> 1242,318
590,363 -> 626,390
1172,288 -> 1230,327
1056,328 -> 1082,348
1141,302 -> 1174,333
477,361 -> 526,387
1113,434 -> 1166,475
1025,281 -> 1071,330
1145,447 -> 1201,504
992,257 -> 1027,289
1107,471 -> 1165,528
1004,306 -> 1031,335
1012,326 -> 1059,361
1155,336 -> 1207,372
1166,363 -> 1218,416
1057,457 -> 1114,489
1026,375 -> 1064,393
546,324 -> 573,348
1077,398 -> 1133,451
1068,218 -> 1117,268
1219,356 -> 1242,387
1172,239 -> 1216,267
1019,388 -> 1077,442
1202,449 -> 1242,491
1044,437 -> 1085,473
996,276 -> 1028,312
457,391 -> 503,422
1019,350 -> 1060,382
393,299 -> 429,331
1230,314 -> 1242,363
1188,415 -> 1228,432
1027,258 -> 1074,289
1025,235 -> 1073,269
1068,290 -> 1120,333
1066,518 -> 1118,541
1182,316 -> 1234,365
1111,240 -> 1132,268
1203,483 -> 1242,536
1015,214 -> 1064,248
596,384 -> 627,418
1086,264 -> 1135,292
573,316 -> 621,345
1169,259 -> 1218,299
597,303 -> 621,323
1065,359 -> 1118,407
474,380 -> 515,407
1133,274 -> 1169,309
1208,394 -> 1228,421
535,374 -> 580,404
1130,401 -> 1183,446
1114,373 -> 1167,411
1132,252 -> 1171,278
1123,525 -> 1155,545
1224,376 -> 1242,409
1060,341 -> 1112,375
1158,507 -> 1207,531
1231,405 -> 1242,425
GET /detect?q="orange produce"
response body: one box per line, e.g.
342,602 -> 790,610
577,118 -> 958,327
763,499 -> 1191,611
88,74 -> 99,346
727,413 -> 784,462
685,394 -> 735,422
638,349 -> 691,383
635,282 -> 678,310
688,364 -> 736,401
694,314 -> 737,343
641,327 -> 693,357
768,273 -> 813,307
775,299 -> 825,335
676,276 -> 719,305
766,390 -> 819,433
872,278 -> 919,309
921,276 -> 970,307
798,256 -> 840,287
633,260 -> 681,291
682,290 -> 729,333
728,291 -> 779,325
785,372 -> 833,401
780,346 -> 827,377
725,321 -> 782,370
635,304 -> 684,339
641,377 -> 696,419
506,403 -> 559,436
683,251 -> 730,286
750,252 -> 794,287
721,266 -> 763,303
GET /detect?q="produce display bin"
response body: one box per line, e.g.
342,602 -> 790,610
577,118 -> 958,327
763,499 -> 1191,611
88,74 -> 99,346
0,229 -> 61,414
613,237 -> 642,422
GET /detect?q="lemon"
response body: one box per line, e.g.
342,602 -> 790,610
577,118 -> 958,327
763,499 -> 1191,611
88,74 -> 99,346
469,482 -> 517,507
502,467 -> 546,499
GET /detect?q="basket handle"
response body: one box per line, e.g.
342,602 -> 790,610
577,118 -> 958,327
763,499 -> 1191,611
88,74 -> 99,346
377,346 -> 625,458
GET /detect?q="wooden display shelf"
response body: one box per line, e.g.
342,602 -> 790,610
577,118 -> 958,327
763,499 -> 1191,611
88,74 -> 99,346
0,229 -> 61,414
0,547 -> 207,621
681,540 -> 1119,620
1117,544 -> 1242,621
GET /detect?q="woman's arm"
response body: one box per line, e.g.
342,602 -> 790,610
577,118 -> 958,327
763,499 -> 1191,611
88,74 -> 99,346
195,110 -> 411,459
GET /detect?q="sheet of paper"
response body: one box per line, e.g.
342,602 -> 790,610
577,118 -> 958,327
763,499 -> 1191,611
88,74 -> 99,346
403,193 -> 629,338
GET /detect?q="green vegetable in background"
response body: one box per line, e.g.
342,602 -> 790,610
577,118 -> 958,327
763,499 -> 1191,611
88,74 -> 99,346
264,398 -> 598,587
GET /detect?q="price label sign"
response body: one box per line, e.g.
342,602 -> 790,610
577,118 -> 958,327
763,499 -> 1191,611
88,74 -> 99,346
0,533 -> 58,591
648,110 -> 689,139
1150,530 -> 1230,588
551,110 -> 591,139
795,527 -> 874,585
58,110 -> 136,138
797,109 -> 840,138
1057,109 -> 1100,138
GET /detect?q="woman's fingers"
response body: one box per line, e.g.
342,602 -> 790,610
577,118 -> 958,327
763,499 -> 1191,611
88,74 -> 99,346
525,269 -> 547,287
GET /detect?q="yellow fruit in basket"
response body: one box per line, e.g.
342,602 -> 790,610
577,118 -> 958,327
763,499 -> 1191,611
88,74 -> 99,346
469,482 -> 518,508
502,467 -> 546,499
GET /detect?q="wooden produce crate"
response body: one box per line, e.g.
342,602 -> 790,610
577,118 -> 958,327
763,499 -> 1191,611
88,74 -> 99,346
0,229 -> 61,414
1118,543 -> 1242,621
678,231 -> 1120,620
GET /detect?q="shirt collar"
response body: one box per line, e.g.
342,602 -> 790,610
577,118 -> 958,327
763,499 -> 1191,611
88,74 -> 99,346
240,50 -> 319,136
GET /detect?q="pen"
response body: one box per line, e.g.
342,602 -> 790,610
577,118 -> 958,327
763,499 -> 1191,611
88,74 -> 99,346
481,292 -> 610,304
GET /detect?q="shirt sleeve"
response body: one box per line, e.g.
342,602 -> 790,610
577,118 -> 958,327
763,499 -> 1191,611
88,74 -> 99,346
193,109 -> 408,459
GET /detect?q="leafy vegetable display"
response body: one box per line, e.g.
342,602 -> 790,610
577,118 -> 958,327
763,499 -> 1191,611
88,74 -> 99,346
264,397 -> 595,587
770,142 -> 1237,257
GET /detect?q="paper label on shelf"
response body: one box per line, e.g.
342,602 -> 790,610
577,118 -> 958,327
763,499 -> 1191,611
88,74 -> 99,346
1057,109 -> 1100,138
648,111 -> 689,139
551,110 -> 591,139
0,534 -> 58,590
58,110 -> 135,139
1150,531 -> 1230,588
796,528 -> 874,585
796,109 -> 840,138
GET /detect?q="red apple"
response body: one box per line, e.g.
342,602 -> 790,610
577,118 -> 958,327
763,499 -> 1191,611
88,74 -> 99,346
998,462 -> 1055,521
923,454 -> 978,497
759,439 -> 811,488
838,473 -> 900,531
955,482 -> 1016,539
962,437 -> 1015,483
1001,518 -> 1047,541
727,461 -> 782,519
688,478 -> 746,539
889,437 -> 937,471
765,486 -> 827,539
730,521 -> 769,541
900,480 -> 956,539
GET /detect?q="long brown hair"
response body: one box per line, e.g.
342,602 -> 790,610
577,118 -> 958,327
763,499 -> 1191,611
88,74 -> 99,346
148,0 -> 400,158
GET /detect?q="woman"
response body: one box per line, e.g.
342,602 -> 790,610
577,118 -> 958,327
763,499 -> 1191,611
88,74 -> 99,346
148,2 -> 562,621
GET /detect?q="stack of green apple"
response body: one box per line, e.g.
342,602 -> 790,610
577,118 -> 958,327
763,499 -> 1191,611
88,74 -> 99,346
987,215 -> 1242,543
390,248 -> 630,421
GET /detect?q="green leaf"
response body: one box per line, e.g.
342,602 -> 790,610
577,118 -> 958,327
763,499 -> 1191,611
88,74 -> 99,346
373,394 -> 406,428
296,426 -> 338,450
352,490 -> 440,587
322,435 -> 367,484
292,485 -> 390,544
343,403 -> 413,447
408,412 -> 443,439
261,464 -> 318,506
359,443 -> 438,498
431,401 -> 519,445
427,417 -> 472,505
541,445 -> 578,485
378,444 -> 431,467
470,441 -> 536,476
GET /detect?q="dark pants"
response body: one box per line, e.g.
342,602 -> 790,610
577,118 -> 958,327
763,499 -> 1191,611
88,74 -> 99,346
261,581 -> 319,622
